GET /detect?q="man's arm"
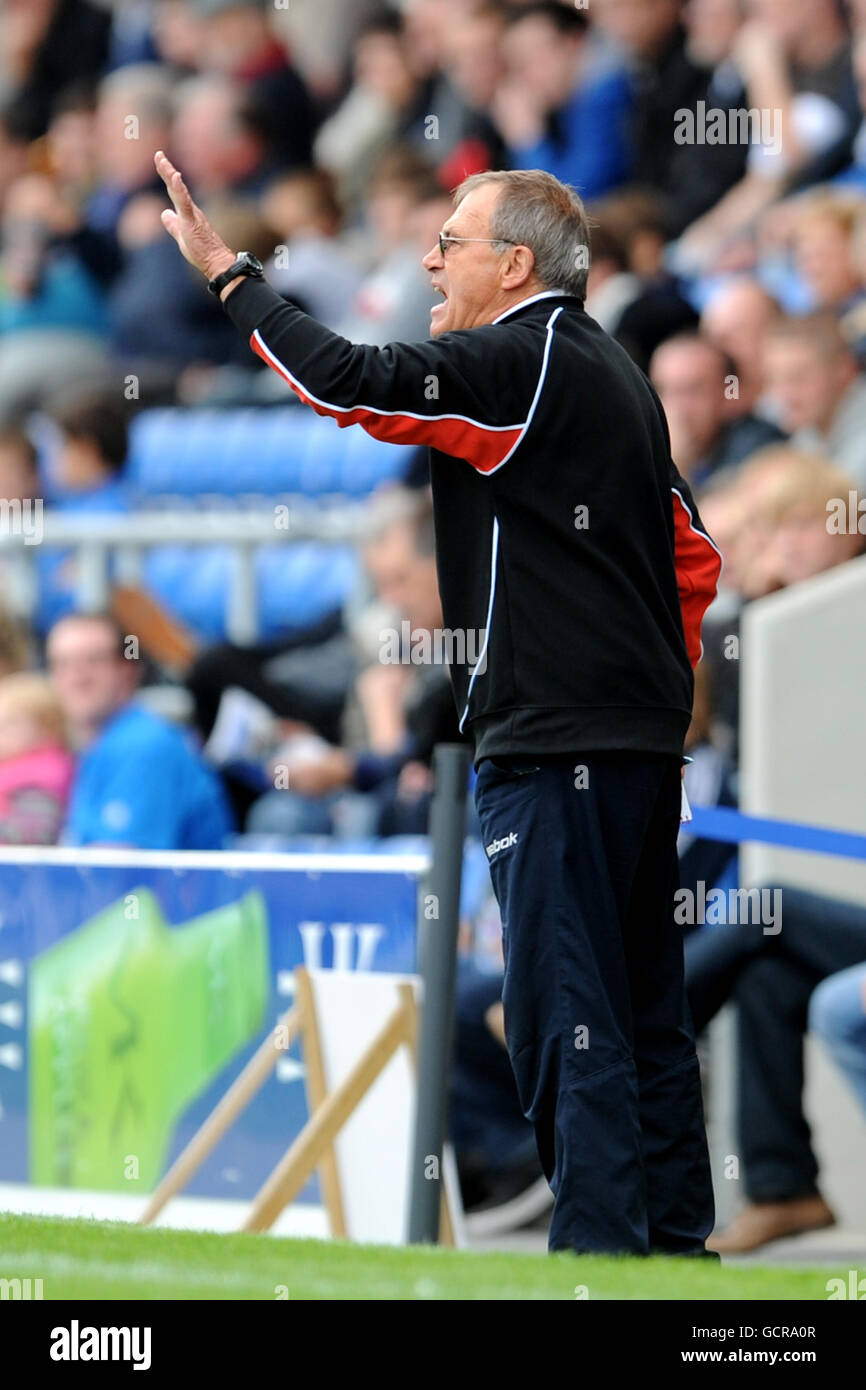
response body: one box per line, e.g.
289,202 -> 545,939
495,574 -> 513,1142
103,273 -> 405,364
222,277 -> 544,473
643,371 -> 722,668
154,150 -> 546,474
669,464 -> 723,669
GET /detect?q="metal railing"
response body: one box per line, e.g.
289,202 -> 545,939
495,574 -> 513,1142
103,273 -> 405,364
0,502 -> 366,644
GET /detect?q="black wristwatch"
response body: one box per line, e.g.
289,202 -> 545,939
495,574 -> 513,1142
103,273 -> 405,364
207,251 -> 265,298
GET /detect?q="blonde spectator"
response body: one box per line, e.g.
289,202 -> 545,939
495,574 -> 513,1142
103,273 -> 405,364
723,445 -> 864,597
792,191 -> 866,313
762,312 -> 866,486
0,671 -> 74,844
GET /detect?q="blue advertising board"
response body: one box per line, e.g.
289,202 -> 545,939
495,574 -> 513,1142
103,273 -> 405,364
0,847 -> 425,1208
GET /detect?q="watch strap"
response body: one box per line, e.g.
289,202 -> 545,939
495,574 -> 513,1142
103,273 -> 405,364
208,254 -> 264,298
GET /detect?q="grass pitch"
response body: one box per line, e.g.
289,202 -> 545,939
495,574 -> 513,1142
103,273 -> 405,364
0,1212 -> 839,1300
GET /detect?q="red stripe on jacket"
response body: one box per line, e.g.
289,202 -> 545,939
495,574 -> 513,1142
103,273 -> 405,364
672,490 -> 722,668
250,333 -> 523,473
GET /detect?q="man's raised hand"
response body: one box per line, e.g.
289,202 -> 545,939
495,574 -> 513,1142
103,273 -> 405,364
153,150 -> 235,282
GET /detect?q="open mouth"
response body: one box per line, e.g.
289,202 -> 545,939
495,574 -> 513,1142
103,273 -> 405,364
431,284 -> 448,318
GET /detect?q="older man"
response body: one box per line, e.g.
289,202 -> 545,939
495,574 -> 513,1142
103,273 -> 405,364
650,333 -> 784,486
155,150 -> 721,1256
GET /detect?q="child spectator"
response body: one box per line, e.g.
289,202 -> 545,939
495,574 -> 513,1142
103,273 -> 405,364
0,671 -> 74,844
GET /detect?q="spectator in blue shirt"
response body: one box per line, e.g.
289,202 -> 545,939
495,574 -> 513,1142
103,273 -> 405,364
493,4 -> 632,201
36,387 -> 134,632
47,612 -> 233,849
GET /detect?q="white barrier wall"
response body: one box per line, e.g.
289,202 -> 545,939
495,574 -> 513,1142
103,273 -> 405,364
741,552 -> 866,900
739,554 -> 866,1233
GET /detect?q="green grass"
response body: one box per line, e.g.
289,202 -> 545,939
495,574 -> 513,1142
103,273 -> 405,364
0,1212 -> 840,1300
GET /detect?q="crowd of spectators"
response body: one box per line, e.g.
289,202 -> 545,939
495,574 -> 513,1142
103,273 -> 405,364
0,0 -> 865,1247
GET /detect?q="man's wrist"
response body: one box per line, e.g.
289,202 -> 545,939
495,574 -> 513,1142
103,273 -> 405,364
203,251 -> 264,303
204,250 -> 236,283
220,274 -> 246,303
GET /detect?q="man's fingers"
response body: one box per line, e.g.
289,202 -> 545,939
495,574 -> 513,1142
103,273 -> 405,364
154,149 -> 178,192
154,149 -> 195,220
160,208 -> 180,242
154,147 -> 232,274
170,169 -> 196,220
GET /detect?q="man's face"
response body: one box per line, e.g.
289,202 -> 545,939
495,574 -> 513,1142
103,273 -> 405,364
502,18 -> 579,112
651,342 -> 726,454
48,108 -> 96,186
354,32 -> 414,104
770,508 -> 862,586
47,620 -> 134,733
172,86 -> 256,193
747,0 -> 828,48
0,444 -> 37,502
445,14 -> 505,110
56,433 -> 104,491
762,339 -> 841,432
794,217 -> 860,309
422,183 -> 515,338
154,1 -> 206,69
202,6 -> 268,73
594,0 -> 679,58
404,0 -> 469,76
701,284 -> 774,381
684,0 -> 742,68
364,519 -> 442,632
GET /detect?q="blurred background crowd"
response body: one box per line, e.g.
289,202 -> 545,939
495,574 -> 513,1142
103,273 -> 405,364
1,0 -> 866,1244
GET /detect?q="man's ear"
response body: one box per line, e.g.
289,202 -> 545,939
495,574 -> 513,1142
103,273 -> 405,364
500,244 -> 536,291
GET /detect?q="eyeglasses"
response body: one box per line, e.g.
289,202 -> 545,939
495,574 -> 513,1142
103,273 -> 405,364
438,234 -> 516,257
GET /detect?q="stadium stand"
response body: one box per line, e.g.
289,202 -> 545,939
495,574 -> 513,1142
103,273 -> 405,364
0,0 -> 865,1256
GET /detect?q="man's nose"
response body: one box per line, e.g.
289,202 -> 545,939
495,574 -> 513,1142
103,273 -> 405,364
422,243 -> 442,270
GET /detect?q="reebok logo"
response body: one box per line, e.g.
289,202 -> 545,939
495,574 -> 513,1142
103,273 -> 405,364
486,832 -> 518,859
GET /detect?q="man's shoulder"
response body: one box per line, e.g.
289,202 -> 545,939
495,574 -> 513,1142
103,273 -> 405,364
722,413 -> 786,461
498,293 -> 586,323
95,704 -> 188,760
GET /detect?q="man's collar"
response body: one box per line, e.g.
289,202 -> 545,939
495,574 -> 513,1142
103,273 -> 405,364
492,289 -> 578,324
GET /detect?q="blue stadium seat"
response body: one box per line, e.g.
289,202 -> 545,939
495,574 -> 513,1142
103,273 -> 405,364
143,540 -> 358,641
257,543 -> 358,636
128,407 -> 412,500
126,407 -> 403,641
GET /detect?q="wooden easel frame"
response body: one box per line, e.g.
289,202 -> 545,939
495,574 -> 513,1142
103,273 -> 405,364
140,967 -> 456,1245
244,969 -> 455,1243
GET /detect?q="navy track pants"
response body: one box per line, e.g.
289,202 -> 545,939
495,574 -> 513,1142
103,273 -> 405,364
474,751 -> 716,1256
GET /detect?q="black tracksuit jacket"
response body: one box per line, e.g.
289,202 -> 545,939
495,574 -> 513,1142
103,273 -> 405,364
225,281 -> 722,765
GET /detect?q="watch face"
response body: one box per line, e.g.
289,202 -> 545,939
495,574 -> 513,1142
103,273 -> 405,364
240,253 -> 264,275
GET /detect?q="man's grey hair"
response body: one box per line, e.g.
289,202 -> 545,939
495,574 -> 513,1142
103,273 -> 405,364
454,169 -> 592,301
98,63 -> 175,129
360,484 -> 434,555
